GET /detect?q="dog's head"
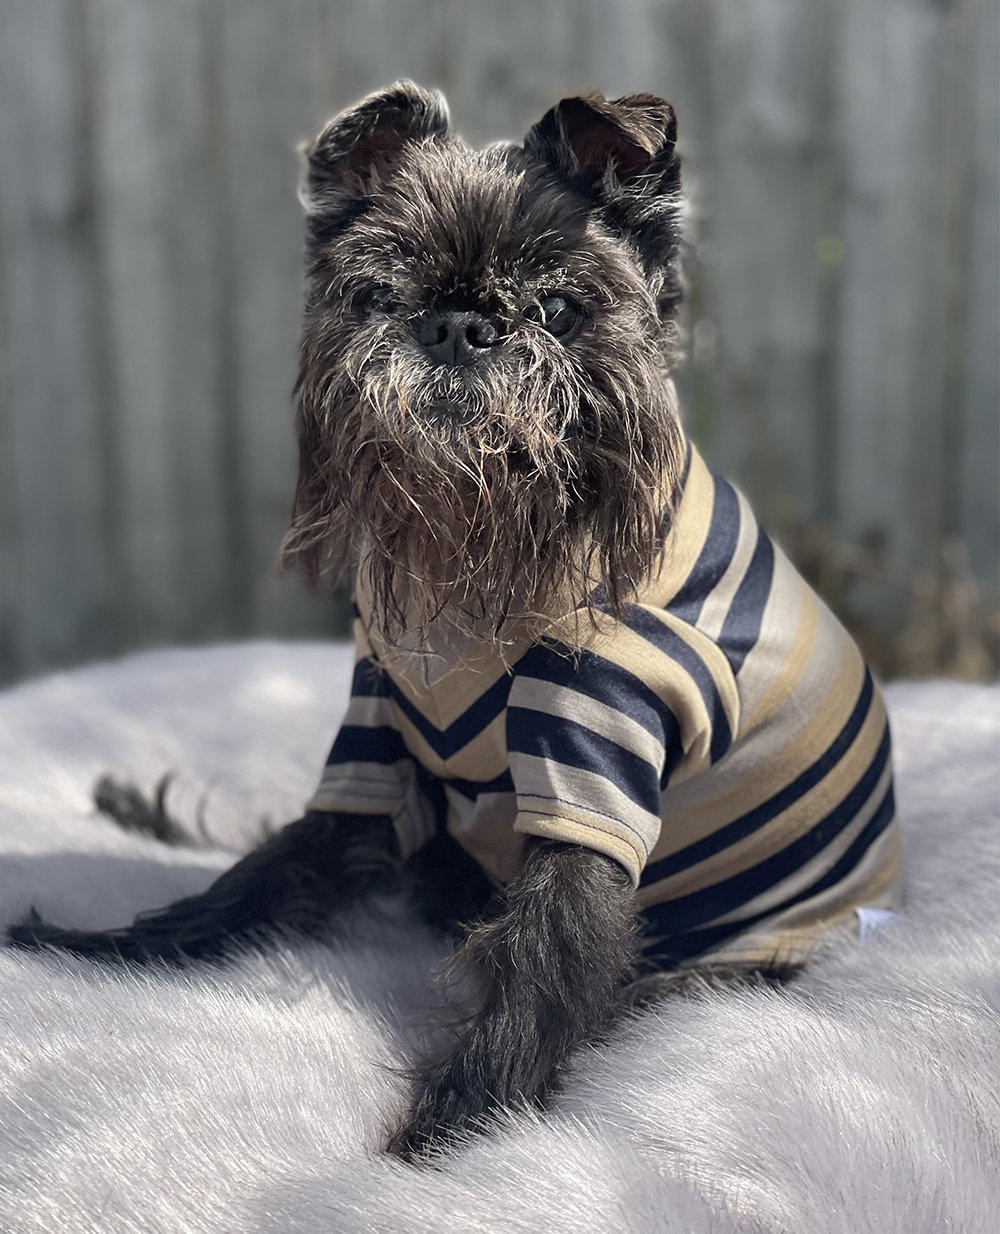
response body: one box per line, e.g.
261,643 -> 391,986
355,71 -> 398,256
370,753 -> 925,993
283,81 -> 686,640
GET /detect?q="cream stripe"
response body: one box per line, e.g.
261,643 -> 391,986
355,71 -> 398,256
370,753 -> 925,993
651,624 -> 863,857
698,755 -> 894,927
312,760 -> 406,798
509,677 -> 666,767
339,695 -> 399,729
638,687 -> 886,903
651,595 -> 846,819
742,576 -> 818,736
690,823 -> 903,967
734,546 -> 808,728
546,618 -> 716,773
511,752 -> 663,855
632,606 -> 741,747
438,710 -> 509,781
355,566 -> 529,730
393,706 -> 449,779
445,788 -> 521,885
695,487 -> 760,642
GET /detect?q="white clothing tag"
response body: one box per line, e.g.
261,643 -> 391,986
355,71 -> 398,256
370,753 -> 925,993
856,907 -> 899,943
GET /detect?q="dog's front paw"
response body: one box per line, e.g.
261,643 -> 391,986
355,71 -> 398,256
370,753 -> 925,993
7,908 -> 133,960
385,1063 -> 497,1162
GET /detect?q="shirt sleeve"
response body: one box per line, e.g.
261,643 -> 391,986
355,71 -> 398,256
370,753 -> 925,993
506,641 -> 672,886
305,617 -> 438,859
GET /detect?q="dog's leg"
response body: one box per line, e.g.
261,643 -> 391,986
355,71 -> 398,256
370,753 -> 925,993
387,837 -> 637,1159
7,812 -> 399,964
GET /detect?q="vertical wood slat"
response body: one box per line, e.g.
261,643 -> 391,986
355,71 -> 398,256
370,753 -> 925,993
0,0 -> 114,678
698,0 -> 834,530
86,0 -> 233,650
958,0 -> 1000,591
834,0 -> 958,630
216,0 -> 343,638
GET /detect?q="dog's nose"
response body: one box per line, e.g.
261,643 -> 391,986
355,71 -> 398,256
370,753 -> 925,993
416,311 -> 498,366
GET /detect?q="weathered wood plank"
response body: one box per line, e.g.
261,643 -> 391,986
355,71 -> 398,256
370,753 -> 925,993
834,0 -> 957,628
314,0 -> 448,120
0,0 -> 114,678
441,0 -> 578,142
85,0 -> 234,649
958,0 -> 999,594
695,0 -> 835,529
215,0 -> 336,637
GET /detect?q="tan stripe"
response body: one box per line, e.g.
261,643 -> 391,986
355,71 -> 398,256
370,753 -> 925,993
514,812 -> 644,886
690,824 -> 903,967
545,616 -> 716,774
638,686 -> 886,905
369,636 -> 515,731
650,627 -> 865,860
698,754 -> 894,926
644,443 -> 718,607
633,606 -> 741,749
695,487 -> 759,642
515,796 -> 654,847
733,547 -> 807,727
742,578 -> 819,736
511,753 -> 663,854
649,595 -> 847,820
439,709 -> 509,781
306,790 -> 399,814
340,695 -> 399,729
354,564 -> 532,729
509,677 -> 666,766
393,705 -> 449,779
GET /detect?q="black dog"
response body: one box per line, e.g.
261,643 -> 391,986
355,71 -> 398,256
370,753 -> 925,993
10,84 -> 902,1160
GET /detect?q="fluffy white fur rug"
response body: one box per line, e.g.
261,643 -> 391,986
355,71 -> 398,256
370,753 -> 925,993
0,643 -> 996,1234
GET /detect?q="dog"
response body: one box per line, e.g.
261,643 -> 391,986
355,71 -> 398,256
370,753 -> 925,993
9,83 -> 903,1160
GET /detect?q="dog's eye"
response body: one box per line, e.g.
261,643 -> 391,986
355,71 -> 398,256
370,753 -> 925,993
526,294 -> 582,340
354,284 -> 399,317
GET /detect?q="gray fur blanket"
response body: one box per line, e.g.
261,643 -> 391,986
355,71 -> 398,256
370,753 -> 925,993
0,643 -> 996,1233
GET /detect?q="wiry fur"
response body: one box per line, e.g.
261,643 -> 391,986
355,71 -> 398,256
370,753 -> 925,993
387,838 -> 638,1157
281,81 -> 685,641
6,84 -> 792,1160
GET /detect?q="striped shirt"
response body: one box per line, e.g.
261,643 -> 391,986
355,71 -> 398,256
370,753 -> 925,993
308,440 -> 903,968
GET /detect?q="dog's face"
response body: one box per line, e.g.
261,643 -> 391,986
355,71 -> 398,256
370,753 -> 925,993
283,82 -> 685,638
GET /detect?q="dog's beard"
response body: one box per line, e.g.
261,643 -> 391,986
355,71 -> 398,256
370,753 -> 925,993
282,319 -> 683,645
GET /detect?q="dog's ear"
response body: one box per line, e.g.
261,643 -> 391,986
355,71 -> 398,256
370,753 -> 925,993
524,94 -> 681,281
301,81 -> 449,231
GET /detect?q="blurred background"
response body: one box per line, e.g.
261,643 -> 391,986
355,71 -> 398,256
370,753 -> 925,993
0,0 -> 996,689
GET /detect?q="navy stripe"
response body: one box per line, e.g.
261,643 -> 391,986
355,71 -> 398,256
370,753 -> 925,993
644,669 -> 876,884
325,723 -> 409,766
514,642 -> 683,779
622,606 -> 733,763
640,723 -> 891,937
641,782 -> 896,966
507,706 -> 664,816
666,475 -> 741,626
381,669 -> 515,761
717,527 -> 774,675
349,655 -> 390,698
446,770 -> 516,800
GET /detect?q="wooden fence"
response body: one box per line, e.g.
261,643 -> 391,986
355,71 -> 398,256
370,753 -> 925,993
0,0 -> 996,685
